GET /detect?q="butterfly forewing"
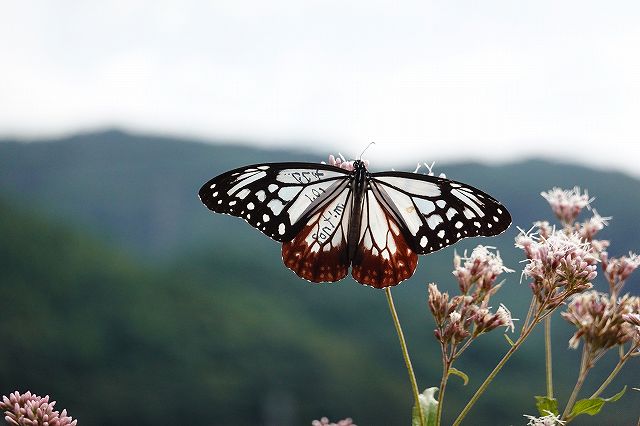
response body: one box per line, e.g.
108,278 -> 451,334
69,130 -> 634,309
352,189 -> 418,288
198,163 -> 349,242
371,172 -> 511,254
282,180 -> 352,282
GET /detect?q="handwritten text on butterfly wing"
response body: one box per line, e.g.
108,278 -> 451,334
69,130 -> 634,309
312,202 -> 346,243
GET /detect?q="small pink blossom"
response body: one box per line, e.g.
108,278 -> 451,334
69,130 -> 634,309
601,251 -> 640,295
496,303 -> 518,333
541,187 -> 593,226
311,417 -> 357,426
325,154 -> 369,171
453,246 -> 513,295
576,210 -> 610,242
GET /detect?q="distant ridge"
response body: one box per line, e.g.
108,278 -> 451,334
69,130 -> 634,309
1,128 -> 638,259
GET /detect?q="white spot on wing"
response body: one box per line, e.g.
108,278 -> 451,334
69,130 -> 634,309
236,188 -> 250,199
446,208 -> 457,220
267,199 -> 285,215
263,214 -> 270,222
437,230 -> 445,238
455,221 -> 463,229
268,184 -> 278,192
436,200 -> 446,208
420,236 -> 428,247
278,186 -> 300,201
256,190 -> 266,202
247,202 -> 255,210
278,223 -> 286,235
426,214 -> 443,230
415,198 -> 436,215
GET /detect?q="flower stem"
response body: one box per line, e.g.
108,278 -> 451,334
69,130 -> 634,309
562,345 -> 591,420
452,319 -> 537,425
588,347 -> 634,399
544,315 -> 554,398
436,351 -> 450,426
385,287 -> 425,426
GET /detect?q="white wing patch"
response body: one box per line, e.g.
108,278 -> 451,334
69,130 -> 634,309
276,168 -> 345,184
375,185 -> 422,234
360,193 -> 397,260
374,176 -> 441,197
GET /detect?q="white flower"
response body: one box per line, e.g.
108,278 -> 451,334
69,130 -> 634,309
449,312 -> 462,323
541,187 -> 593,225
496,303 -> 518,333
523,411 -> 566,426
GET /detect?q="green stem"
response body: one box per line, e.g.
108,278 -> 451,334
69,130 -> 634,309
589,350 -> 631,399
385,287 -> 425,426
452,319 -> 538,425
436,350 -> 450,426
562,345 -> 591,420
544,315 -> 554,398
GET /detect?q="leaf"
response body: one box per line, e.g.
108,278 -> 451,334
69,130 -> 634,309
412,387 -> 438,426
503,333 -> 515,346
568,386 -> 627,419
448,367 -> 469,386
534,395 -> 558,416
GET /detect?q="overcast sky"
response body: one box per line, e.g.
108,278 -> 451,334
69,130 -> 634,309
1,1 -> 640,176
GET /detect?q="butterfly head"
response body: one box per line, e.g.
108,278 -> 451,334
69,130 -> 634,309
353,159 -> 368,172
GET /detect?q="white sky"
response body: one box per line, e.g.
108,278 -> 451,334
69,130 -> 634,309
1,1 -> 640,176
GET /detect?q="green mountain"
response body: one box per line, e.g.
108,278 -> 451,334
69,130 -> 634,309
1,129 -> 638,425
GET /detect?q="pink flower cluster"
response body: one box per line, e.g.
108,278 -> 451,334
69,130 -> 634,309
562,291 -> 640,352
516,229 -> 597,308
453,246 -> 513,295
0,391 -> 77,426
429,246 -> 515,345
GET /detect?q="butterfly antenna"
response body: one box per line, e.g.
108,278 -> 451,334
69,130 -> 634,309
358,141 -> 376,160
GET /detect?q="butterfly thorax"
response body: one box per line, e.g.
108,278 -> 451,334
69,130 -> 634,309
347,160 -> 368,260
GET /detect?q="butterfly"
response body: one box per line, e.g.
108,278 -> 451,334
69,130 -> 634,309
198,159 -> 511,288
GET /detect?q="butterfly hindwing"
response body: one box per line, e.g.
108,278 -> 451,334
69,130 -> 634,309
371,171 -> 511,254
282,180 -> 352,282
198,162 -> 349,242
351,189 -> 418,288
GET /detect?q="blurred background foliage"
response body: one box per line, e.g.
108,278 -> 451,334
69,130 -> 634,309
1,130 -> 639,425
